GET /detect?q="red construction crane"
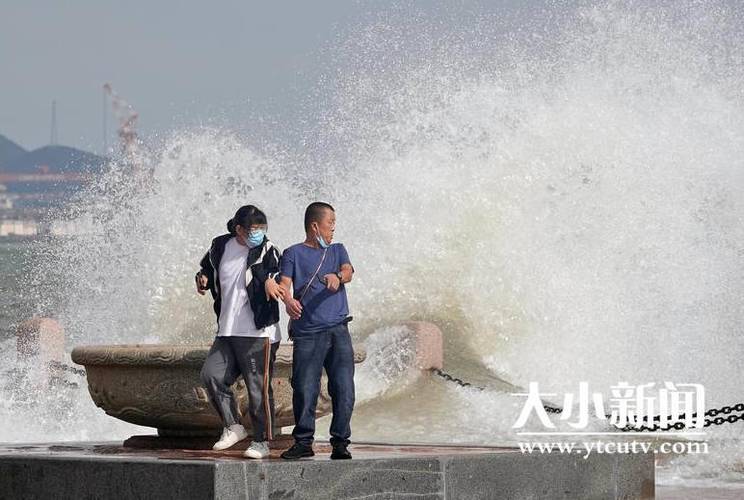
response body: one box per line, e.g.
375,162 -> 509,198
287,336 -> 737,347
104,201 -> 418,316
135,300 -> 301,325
103,83 -> 142,170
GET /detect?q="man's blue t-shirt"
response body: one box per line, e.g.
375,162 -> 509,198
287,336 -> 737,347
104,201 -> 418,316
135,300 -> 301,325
280,242 -> 352,335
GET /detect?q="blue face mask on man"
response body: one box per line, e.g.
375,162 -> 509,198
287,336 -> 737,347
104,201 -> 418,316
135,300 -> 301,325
316,234 -> 330,249
313,224 -> 330,248
246,229 -> 265,248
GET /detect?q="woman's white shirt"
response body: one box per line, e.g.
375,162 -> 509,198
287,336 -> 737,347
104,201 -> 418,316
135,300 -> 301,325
217,237 -> 280,342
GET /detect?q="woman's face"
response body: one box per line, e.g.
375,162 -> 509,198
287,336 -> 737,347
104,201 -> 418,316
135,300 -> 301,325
236,223 -> 267,246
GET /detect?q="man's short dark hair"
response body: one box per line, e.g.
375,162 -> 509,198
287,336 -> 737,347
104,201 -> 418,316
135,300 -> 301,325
304,202 -> 335,231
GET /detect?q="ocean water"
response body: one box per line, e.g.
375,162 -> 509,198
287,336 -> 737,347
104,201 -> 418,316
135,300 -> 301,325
0,241 -> 31,340
1,0 -> 743,490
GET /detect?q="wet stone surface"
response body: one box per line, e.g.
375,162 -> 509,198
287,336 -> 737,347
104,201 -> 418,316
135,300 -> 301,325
0,440 -> 654,499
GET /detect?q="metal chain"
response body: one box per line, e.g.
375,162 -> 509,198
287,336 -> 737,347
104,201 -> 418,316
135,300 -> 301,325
431,368 -> 480,389
431,368 -> 743,430
622,403 -> 744,432
431,368 -> 564,412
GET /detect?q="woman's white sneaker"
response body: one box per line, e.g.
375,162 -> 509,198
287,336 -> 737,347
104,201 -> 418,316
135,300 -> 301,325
212,424 -> 248,451
243,441 -> 270,459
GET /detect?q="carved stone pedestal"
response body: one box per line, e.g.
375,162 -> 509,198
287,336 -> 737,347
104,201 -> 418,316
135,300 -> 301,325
71,343 -> 366,437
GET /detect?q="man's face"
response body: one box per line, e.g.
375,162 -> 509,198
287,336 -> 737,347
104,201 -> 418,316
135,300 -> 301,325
313,209 -> 336,243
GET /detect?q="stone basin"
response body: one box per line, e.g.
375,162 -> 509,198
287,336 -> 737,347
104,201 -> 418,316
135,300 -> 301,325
71,343 -> 366,437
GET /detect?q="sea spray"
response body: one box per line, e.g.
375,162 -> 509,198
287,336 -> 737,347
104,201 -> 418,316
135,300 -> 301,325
3,1 -> 743,485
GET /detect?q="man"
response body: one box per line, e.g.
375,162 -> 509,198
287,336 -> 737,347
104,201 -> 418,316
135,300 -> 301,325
279,202 -> 355,460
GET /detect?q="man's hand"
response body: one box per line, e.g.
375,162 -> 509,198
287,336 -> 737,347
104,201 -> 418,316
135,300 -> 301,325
265,278 -> 285,301
285,298 -> 302,320
195,272 -> 209,295
323,273 -> 341,292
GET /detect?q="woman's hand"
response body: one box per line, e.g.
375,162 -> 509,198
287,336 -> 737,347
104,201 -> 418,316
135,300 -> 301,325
195,272 -> 209,295
265,278 -> 285,301
285,298 -> 302,320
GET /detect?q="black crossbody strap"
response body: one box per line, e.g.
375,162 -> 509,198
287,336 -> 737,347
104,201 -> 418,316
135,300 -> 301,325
297,247 -> 328,303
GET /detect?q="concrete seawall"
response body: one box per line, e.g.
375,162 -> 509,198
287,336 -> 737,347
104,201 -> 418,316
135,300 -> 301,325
0,441 -> 654,499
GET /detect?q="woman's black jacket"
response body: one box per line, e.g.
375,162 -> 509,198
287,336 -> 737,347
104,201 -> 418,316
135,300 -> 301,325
196,234 -> 281,330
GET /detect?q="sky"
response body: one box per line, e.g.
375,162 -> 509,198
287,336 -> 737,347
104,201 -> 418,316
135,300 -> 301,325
0,1 -> 523,155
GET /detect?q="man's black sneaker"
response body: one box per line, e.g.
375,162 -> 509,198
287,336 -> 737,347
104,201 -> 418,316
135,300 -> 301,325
280,443 -> 314,460
331,443 -> 352,460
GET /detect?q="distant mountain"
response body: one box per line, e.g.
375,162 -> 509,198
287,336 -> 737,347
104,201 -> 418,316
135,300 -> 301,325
4,145 -> 107,174
0,135 -> 27,168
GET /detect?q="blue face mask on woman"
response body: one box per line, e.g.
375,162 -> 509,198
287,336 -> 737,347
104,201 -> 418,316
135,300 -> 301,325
246,229 -> 265,248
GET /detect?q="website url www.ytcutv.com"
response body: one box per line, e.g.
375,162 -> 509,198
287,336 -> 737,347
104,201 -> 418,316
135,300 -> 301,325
518,436 -> 709,459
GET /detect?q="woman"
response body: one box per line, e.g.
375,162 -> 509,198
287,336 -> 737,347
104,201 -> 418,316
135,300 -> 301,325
195,205 -> 284,459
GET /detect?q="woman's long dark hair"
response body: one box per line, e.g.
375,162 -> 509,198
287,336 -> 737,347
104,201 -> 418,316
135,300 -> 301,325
226,205 -> 267,235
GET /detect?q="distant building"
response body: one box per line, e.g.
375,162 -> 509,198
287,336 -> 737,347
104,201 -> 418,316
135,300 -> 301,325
0,220 -> 38,237
0,184 -> 15,209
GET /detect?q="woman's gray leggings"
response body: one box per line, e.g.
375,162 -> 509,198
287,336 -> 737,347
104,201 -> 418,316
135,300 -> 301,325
200,336 -> 279,441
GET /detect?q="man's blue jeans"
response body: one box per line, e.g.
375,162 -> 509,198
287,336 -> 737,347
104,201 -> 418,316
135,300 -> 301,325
290,321 -> 355,446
